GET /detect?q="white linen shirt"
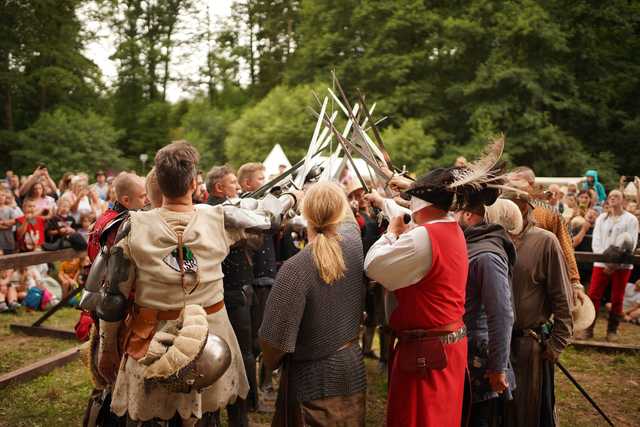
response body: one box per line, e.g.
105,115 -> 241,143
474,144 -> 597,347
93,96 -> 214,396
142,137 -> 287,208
592,210 -> 639,269
364,218 -> 456,291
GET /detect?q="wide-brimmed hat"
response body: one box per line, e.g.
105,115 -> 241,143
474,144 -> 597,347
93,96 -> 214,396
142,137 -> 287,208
344,179 -> 364,197
572,296 -> 596,333
501,179 -> 535,208
403,167 -> 457,211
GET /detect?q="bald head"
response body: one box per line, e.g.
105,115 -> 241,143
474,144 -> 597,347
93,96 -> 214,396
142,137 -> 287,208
114,172 -> 147,210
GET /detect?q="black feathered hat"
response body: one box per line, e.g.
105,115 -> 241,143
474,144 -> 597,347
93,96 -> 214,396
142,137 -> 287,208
404,167 -> 457,212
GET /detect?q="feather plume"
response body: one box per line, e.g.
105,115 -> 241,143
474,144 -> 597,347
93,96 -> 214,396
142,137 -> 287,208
448,134 -> 505,190
486,183 -> 530,196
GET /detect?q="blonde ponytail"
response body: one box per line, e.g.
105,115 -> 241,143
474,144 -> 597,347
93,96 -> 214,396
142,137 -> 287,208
302,182 -> 348,284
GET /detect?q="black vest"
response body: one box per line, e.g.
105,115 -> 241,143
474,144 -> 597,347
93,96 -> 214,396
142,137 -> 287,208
252,230 -> 277,285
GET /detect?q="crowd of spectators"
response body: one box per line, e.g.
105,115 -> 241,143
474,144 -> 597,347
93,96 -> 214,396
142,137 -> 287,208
1,163 -> 640,326
0,167 -> 115,313
0,165 -> 211,313
538,172 -> 640,328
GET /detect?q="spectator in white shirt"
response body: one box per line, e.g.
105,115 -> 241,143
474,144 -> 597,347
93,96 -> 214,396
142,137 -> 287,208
583,190 -> 639,340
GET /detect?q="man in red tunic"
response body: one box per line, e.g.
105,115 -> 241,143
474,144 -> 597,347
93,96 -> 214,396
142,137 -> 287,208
365,168 -> 469,427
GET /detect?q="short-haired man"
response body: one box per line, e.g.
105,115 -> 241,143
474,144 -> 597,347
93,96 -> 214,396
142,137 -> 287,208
584,189 -> 638,340
95,143 -> 266,425
237,163 -> 266,193
455,191 -> 516,426
206,164 -> 258,421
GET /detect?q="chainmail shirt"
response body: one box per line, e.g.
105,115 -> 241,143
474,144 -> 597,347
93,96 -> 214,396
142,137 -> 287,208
259,221 -> 366,402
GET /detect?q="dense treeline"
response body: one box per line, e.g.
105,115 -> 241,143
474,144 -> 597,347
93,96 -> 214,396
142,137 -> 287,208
1,0 -> 639,186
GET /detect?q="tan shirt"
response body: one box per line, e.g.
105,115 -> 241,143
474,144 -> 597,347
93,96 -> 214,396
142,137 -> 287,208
121,205 -> 238,311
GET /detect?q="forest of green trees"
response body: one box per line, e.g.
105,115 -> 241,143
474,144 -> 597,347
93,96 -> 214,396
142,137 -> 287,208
1,0 -> 639,186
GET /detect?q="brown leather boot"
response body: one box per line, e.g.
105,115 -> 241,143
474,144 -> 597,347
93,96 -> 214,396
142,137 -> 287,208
606,314 -> 622,342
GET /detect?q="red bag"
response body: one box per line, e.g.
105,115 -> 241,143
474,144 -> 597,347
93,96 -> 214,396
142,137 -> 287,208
75,310 -> 94,342
397,336 -> 448,376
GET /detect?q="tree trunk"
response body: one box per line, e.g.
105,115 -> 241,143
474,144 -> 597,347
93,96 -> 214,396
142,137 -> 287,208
247,1 -> 256,87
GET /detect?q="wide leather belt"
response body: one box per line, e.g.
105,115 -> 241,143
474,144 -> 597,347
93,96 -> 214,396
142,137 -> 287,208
123,301 -> 225,360
398,324 -> 467,345
152,300 -> 225,321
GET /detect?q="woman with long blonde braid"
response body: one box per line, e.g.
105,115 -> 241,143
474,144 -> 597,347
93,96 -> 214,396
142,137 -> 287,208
260,182 -> 367,426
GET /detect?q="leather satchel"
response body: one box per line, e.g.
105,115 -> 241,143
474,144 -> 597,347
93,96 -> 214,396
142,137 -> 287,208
397,335 -> 448,375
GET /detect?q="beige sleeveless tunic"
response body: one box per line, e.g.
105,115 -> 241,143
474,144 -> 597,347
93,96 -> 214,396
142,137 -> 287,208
110,205 -> 249,421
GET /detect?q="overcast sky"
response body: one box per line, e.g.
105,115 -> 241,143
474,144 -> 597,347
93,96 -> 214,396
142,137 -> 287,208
82,0 -> 233,102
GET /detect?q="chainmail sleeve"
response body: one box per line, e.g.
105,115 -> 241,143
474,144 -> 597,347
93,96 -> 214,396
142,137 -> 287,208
259,259 -> 308,353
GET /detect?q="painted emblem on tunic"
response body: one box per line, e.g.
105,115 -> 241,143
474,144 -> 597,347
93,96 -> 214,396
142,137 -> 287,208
163,246 -> 198,273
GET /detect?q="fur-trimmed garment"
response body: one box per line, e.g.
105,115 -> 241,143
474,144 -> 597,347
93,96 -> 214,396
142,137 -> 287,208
109,206 -> 249,421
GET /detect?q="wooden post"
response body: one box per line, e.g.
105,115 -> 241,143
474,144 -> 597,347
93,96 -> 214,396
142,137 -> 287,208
32,285 -> 83,327
0,347 -> 81,388
0,249 -> 85,270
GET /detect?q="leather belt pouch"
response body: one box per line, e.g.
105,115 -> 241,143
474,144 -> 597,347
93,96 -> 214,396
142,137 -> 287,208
397,336 -> 448,375
124,309 -> 158,360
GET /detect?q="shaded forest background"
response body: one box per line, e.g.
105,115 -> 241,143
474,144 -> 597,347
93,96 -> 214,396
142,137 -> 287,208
1,0 -> 639,187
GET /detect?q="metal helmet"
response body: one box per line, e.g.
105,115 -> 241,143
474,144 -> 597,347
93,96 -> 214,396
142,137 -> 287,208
143,305 -> 231,393
187,334 -> 232,391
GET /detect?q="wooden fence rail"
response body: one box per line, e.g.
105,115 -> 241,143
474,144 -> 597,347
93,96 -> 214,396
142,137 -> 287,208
0,248 -> 85,270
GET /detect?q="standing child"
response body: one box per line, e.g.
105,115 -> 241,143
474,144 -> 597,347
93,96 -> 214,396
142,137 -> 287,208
16,199 -> 46,252
0,191 -> 18,254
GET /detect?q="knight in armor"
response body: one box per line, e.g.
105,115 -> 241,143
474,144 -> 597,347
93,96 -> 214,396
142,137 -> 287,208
237,162 -> 279,401
205,164 -> 300,424
94,142 -> 297,426
79,172 -> 147,426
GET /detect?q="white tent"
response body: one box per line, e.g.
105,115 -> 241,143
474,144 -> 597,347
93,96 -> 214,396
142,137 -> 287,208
263,144 -> 291,178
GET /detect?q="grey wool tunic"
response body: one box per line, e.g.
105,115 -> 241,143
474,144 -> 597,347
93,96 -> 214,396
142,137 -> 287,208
259,221 -> 367,402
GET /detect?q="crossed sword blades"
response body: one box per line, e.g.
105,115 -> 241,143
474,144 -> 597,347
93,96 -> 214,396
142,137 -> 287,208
246,74 -> 395,199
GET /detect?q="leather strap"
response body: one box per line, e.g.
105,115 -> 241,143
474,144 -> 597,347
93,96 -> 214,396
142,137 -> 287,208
155,300 -> 225,321
398,320 -> 465,339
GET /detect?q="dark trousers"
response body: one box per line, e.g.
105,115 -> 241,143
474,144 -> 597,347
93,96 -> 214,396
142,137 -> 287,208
469,398 -> 504,427
251,285 -> 273,387
227,303 -> 257,426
